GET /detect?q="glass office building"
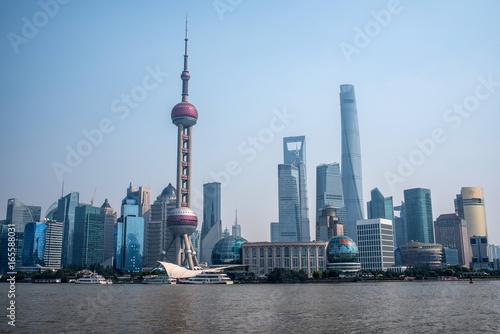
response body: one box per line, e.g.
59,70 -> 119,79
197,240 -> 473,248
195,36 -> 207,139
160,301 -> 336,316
21,222 -> 47,266
340,85 -> 364,242
316,163 -> 345,227
72,205 -> 105,267
58,192 -> 79,266
116,195 -> 144,272
277,164 -> 301,242
404,188 -> 434,244
201,182 -> 222,265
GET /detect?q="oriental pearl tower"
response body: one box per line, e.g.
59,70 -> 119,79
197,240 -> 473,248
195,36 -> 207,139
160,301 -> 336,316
166,18 -> 199,270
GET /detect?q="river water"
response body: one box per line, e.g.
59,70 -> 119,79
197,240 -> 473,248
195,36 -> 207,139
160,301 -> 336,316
3,280 -> 500,333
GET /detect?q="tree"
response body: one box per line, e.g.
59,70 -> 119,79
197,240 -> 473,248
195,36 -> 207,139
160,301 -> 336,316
312,270 -> 322,279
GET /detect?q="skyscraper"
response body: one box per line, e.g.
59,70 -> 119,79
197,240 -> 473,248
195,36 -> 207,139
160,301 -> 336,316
455,187 -> 488,240
434,213 -> 471,267
356,218 -> 395,271
276,136 -> 310,242
145,184 -> 176,268
316,206 -> 343,242
5,198 -> 41,266
72,205 -> 105,267
201,182 -> 222,265
43,219 -> 63,269
367,188 -> 394,222
277,164 -> 300,242
101,199 -> 117,267
21,222 -> 47,266
316,163 -> 345,228
394,202 -> 407,247
340,84 -> 364,242
232,210 -> 241,237
404,188 -> 434,244
127,183 -> 151,224
57,192 -> 79,266
165,20 -> 200,270
116,194 -> 145,272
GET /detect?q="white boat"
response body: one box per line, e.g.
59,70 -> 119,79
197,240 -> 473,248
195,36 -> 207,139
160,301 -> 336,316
177,272 -> 233,284
142,275 -> 176,284
75,273 -> 112,284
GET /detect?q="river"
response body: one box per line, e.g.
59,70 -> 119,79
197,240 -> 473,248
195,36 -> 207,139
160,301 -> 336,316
3,280 -> 500,333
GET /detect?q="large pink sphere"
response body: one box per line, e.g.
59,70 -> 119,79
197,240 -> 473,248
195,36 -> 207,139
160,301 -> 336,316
167,207 -> 198,236
171,101 -> 198,127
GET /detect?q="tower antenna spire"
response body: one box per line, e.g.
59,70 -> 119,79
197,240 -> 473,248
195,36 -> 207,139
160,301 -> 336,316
181,13 -> 190,102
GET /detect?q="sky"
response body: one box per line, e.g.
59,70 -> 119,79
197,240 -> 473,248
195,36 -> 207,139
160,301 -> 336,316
1,0 -> 499,245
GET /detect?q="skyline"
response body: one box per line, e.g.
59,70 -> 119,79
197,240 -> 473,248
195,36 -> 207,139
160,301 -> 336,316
1,1 -> 499,244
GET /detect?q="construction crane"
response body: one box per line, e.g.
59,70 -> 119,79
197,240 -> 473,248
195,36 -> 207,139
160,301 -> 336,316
91,187 -> 97,206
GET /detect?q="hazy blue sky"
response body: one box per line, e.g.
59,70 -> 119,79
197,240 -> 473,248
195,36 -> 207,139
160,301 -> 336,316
1,0 -> 499,244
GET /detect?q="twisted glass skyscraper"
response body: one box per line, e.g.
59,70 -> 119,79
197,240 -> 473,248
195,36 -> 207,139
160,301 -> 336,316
340,85 -> 364,242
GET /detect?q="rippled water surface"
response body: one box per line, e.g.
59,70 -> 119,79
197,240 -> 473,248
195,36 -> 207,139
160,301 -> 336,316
4,280 -> 500,333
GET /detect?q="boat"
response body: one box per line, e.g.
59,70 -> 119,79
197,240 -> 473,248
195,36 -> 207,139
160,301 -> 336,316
176,272 -> 233,284
142,274 -> 176,284
74,272 -> 112,284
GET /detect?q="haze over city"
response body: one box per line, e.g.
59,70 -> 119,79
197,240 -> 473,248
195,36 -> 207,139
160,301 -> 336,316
1,0 -> 499,245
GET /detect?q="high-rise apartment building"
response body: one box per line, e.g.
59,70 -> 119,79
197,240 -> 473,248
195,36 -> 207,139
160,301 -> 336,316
201,182 -> 222,265
116,194 -> 145,272
57,192 -> 79,266
434,213 -> 471,267
316,163 -> 345,228
356,218 -> 395,271
145,184 -> 176,268
340,84 -> 364,242
404,188 -> 434,244
72,205 -> 105,267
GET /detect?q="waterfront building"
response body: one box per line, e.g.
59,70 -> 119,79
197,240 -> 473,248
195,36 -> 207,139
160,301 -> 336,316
326,235 -> 361,272
340,84 -> 365,242
43,219 -> 63,269
101,199 -> 117,267
270,222 -> 279,242
190,229 -> 201,261
490,244 -> 500,260
22,222 -> 47,266
316,163 -> 345,227
211,235 -> 248,265
0,222 -> 10,274
281,136 -> 310,242
145,184 -> 176,268
356,218 -> 395,271
57,192 -> 79,266
442,248 -> 459,267
316,206 -> 343,242
45,202 -> 58,220
127,183 -> 151,224
5,198 -> 41,265
434,213 -> 471,267
455,187 -> 488,238
394,202 -> 407,247
201,182 -> 222,265
242,241 -> 327,277
469,235 -> 490,269
399,241 -> 442,268
72,205 -> 105,267
404,188 -> 434,244
164,21 -> 201,270
232,210 -> 241,237
116,194 -> 145,272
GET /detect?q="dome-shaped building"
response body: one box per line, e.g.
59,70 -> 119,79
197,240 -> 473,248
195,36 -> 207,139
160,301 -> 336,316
211,235 -> 247,265
326,235 -> 361,272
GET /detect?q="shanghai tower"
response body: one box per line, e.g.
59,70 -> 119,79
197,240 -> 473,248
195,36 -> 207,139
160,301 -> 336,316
340,84 -> 364,242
